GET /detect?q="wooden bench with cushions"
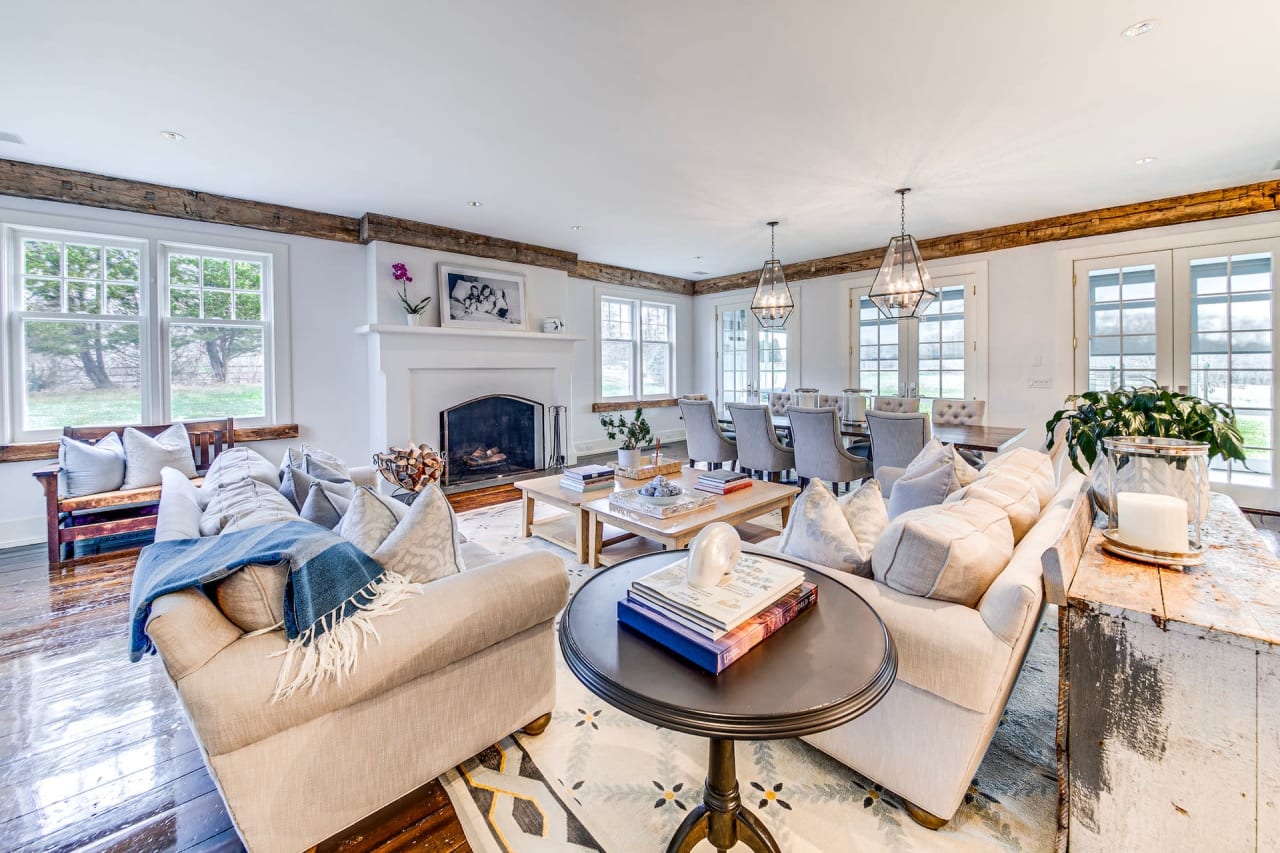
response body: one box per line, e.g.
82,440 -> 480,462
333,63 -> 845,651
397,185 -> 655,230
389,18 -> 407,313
33,418 -> 235,569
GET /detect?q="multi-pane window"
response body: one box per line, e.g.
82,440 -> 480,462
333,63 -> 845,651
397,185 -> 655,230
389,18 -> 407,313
917,284 -> 966,399
1086,264 -> 1159,390
163,247 -> 269,420
758,329 -> 787,395
5,226 -> 278,440
858,294 -> 900,396
719,307 -> 750,406
1189,253 -> 1273,486
598,295 -> 674,399
15,234 -> 147,431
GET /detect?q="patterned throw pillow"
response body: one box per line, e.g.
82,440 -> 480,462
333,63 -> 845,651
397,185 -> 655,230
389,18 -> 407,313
872,498 -> 1014,606
335,487 -> 400,554
776,479 -> 887,576
372,485 -> 465,583
122,424 -> 197,490
59,431 -> 126,497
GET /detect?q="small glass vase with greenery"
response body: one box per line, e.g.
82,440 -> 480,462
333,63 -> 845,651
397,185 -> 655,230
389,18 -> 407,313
600,407 -> 653,468
1045,385 -> 1247,475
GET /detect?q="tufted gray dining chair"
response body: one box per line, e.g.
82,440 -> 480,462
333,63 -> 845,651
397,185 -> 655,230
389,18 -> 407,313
931,399 -> 987,426
767,392 -> 794,416
727,403 -> 795,482
788,407 -> 870,493
873,396 -> 921,414
865,410 -> 931,496
678,399 -> 737,470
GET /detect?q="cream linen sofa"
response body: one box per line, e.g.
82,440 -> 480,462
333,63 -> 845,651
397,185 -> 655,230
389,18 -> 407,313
144,468 -> 569,853
761,462 -> 1089,827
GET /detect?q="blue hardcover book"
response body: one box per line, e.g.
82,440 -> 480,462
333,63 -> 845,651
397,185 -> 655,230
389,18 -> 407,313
617,583 -> 816,674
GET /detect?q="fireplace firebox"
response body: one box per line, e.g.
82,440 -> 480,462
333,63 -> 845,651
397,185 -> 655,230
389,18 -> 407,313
441,394 -> 544,487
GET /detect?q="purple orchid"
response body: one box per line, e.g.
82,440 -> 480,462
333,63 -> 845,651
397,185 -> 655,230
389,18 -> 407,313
390,262 -> 431,314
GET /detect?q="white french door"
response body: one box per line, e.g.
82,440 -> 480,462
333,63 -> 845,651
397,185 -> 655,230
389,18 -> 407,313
1074,238 -> 1280,507
849,273 -> 986,407
715,300 -> 792,410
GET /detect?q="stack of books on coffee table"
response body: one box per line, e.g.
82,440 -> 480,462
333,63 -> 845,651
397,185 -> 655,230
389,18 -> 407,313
617,554 -> 816,673
561,464 -> 615,493
694,468 -> 752,495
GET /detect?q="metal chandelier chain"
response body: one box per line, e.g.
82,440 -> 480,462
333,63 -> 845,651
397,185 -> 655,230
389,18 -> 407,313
900,191 -> 907,239
770,222 -> 777,261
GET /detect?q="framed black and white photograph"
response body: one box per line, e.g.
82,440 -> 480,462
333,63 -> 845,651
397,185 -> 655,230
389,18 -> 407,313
437,264 -> 527,331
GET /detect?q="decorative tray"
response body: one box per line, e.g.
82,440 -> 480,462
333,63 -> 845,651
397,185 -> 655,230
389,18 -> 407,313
1099,528 -> 1204,569
608,488 -> 715,519
609,456 -> 683,480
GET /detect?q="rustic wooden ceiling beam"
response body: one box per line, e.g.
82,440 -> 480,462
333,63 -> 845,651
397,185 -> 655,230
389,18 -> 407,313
0,159 -> 362,243
694,180 -> 1280,295
572,259 -> 694,295
359,212 -> 578,272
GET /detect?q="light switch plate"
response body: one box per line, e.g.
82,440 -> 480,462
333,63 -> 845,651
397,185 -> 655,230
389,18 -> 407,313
1027,377 -> 1052,390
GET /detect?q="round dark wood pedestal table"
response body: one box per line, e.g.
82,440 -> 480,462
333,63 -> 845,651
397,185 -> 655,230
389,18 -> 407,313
559,549 -> 896,853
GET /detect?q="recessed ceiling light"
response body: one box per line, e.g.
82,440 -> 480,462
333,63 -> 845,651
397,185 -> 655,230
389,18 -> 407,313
159,130 -> 185,142
1135,156 -> 1158,165
570,225 -> 583,231
467,201 -> 482,207
694,255 -> 704,260
692,270 -> 710,276
1121,19 -> 1158,38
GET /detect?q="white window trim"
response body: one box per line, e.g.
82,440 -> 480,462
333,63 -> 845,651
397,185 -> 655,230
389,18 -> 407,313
0,207 -> 292,443
595,287 -> 677,402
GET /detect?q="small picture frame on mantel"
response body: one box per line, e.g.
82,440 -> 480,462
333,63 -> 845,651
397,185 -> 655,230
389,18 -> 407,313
437,264 -> 528,331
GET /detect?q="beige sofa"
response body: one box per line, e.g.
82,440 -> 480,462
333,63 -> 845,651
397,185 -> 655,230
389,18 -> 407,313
762,464 -> 1089,827
145,468 -> 569,853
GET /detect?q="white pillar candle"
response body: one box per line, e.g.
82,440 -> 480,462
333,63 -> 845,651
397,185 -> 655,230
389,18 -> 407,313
1116,491 -> 1189,553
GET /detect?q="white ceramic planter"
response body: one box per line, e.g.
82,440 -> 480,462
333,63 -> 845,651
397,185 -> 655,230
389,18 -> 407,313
405,313 -> 421,327
617,448 -> 644,469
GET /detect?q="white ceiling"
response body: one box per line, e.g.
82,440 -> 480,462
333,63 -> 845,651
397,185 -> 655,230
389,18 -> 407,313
3,1 -> 1279,279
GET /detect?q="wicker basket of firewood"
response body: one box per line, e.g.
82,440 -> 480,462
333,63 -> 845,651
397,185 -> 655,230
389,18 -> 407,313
372,444 -> 444,492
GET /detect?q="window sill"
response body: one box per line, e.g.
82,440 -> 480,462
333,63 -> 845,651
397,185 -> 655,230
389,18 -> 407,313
0,423 -> 300,463
591,399 -> 679,413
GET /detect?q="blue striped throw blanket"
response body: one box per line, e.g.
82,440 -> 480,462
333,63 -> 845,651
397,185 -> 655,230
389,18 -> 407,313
130,520 -> 418,700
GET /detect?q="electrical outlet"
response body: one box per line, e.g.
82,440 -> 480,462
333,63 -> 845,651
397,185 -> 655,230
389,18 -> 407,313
1027,377 -> 1052,390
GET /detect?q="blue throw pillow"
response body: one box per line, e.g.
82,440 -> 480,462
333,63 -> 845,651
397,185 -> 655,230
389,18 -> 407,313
887,462 -> 955,518
59,432 -> 126,497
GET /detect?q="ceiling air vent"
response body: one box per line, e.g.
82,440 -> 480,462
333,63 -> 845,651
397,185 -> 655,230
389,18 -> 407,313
0,131 -> 24,144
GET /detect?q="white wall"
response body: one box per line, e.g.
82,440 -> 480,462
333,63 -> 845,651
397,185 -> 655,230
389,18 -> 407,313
694,211 -> 1280,451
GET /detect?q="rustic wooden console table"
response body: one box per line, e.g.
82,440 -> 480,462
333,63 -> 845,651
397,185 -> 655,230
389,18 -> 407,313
1058,492 -> 1280,851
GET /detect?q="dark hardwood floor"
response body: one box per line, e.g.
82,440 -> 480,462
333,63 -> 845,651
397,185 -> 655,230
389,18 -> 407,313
0,544 -> 470,852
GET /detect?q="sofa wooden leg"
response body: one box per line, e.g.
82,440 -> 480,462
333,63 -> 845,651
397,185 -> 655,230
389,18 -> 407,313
521,713 -> 552,736
903,800 -> 949,830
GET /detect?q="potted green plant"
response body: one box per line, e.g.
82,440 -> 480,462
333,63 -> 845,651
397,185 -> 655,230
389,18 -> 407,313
1045,386 -> 1247,475
600,407 -> 653,469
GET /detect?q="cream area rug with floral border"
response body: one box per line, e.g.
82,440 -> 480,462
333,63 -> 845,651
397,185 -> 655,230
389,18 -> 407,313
442,501 -> 1059,852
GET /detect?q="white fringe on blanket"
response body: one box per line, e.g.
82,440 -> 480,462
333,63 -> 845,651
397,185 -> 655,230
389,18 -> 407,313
269,568 -> 420,702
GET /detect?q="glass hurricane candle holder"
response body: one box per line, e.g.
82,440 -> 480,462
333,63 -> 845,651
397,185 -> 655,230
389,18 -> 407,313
841,388 -> 870,423
1100,436 -> 1209,565
794,387 -> 819,409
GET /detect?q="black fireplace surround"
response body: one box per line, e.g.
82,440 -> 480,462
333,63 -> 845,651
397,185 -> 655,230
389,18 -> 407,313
441,394 -> 545,487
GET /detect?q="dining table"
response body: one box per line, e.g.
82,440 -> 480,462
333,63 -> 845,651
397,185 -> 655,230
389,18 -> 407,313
718,414 -> 1028,454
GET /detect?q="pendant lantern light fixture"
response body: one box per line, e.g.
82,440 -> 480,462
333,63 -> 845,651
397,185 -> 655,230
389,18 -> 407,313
868,188 -> 936,320
751,220 -> 794,329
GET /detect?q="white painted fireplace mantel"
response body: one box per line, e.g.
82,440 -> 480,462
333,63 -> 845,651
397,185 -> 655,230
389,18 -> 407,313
357,324 -> 585,466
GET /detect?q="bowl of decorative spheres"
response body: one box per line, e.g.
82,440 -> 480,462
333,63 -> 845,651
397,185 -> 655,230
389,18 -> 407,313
637,476 -> 683,505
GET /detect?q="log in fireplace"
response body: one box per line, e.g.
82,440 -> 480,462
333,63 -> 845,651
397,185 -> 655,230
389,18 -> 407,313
440,394 -> 544,487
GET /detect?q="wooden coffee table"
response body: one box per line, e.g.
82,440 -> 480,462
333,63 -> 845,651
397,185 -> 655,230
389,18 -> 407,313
514,473 -> 631,564
560,549 -> 896,852
581,469 -> 799,568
